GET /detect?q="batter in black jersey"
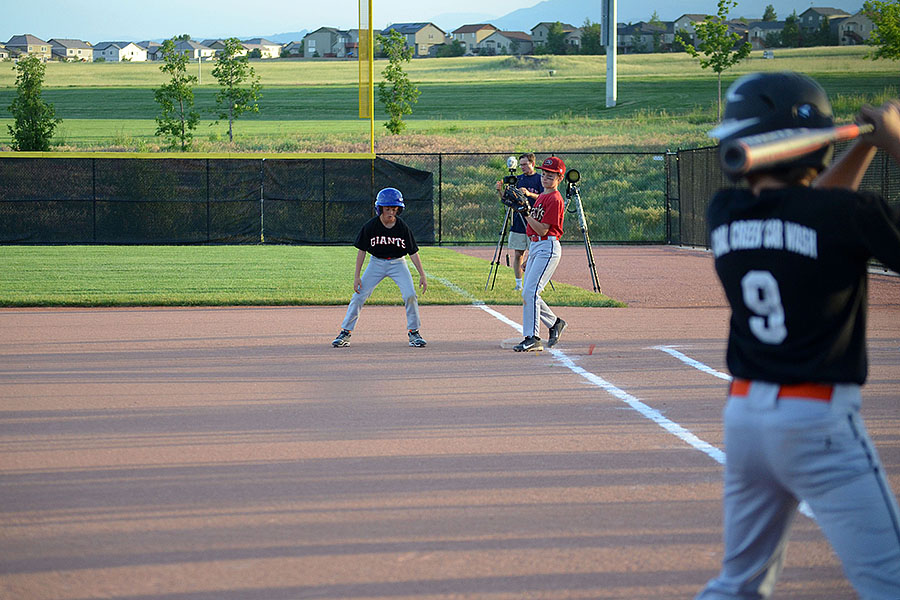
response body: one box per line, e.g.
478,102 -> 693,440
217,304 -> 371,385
709,186 -> 900,384
696,72 -> 900,600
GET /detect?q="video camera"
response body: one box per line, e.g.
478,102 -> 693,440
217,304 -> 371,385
565,168 -> 580,200
502,156 -> 518,187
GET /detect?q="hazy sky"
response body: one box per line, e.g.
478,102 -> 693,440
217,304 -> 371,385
3,0 -> 538,42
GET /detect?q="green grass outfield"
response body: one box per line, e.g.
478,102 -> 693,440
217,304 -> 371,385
0,48 -> 896,151
0,245 -> 623,308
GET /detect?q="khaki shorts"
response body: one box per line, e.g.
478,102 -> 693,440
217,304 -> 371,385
508,231 -> 530,252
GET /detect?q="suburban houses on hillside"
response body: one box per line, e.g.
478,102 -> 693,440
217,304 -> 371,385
0,6 -> 876,63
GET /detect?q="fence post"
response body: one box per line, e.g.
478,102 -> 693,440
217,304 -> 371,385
206,158 -> 211,243
665,151 -> 676,245
438,153 -> 443,246
260,158 -> 265,243
91,157 -> 97,243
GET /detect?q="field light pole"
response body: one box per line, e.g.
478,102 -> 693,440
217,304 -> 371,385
602,0 -> 617,108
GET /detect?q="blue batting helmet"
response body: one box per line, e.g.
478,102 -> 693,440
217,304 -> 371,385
375,187 -> 404,215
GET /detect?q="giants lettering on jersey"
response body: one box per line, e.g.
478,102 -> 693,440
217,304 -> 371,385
711,219 -> 817,259
530,204 -> 545,221
370,235 -> 407,249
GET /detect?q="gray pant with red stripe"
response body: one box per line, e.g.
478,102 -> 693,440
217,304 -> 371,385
697,381 -> 900,599
521,237 -> 560,338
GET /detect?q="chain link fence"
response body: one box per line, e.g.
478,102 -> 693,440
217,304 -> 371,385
1,146 -> 895,247
381,152 -> 674,245
673,141 -> 900,248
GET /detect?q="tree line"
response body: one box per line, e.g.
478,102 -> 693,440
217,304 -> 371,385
6,1 -> 899,151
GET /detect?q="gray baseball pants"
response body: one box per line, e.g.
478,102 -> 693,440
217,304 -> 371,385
697,381 -> 900,599
521,237 -> 560,338
340,256 -> 421,332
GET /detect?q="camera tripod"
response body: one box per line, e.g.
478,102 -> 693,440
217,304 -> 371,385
485,204 -> 514,291
565,170 -> 602,294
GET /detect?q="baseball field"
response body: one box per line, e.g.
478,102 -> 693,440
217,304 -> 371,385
1,245 -> 899,599
2,44 -> 900,599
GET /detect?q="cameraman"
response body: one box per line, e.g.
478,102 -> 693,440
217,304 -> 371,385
496,153 -> 543,290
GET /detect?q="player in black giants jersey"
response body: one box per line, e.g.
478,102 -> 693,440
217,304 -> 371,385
697,72 -> 900,599
332,188 -> 427,348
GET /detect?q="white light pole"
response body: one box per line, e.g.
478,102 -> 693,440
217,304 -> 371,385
602,0 -> 617,108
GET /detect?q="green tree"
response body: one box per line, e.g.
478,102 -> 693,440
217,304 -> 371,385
546,22 -> 570,54
6,56 -> 61,151
211,38 -> 261,142
674,29 -> 694,52
781,12 -> 801,47
678,0 -> 752,119
154,38 -> 199,151
648,12 -> 666,52
376,29 -> 420,135
762,4 -> 777,21
764,31 -> 783,48
581,18 -> 605,54
631,32 -> 648,54
436,40 -> 465,57
809,19 -> 838,46
864,0 -> 900,61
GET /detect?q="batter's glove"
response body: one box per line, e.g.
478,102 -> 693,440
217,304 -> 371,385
502,186 -> 530,214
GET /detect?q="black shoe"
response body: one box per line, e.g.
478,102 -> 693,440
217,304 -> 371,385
332,329 -> 351,347
548,318 -> 567,348
408,330 -> 427,347
513,336 -> 543,352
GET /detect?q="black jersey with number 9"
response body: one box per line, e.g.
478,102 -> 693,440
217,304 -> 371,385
709,186 -> 900,385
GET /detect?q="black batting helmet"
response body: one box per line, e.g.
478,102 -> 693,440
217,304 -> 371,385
709,71 -> 835,180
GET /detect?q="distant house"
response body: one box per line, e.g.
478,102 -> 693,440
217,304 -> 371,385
530,22 -> 582,50
199,39 -> 247,57
172,40 -> 214,60
747,21 -> 785,49
137,41 -> 163,60
93,41 -> 147,62
798,7 -> 851,33
839,11 -> 876,46
241,38 -> 281,59
282,41 -> 304,56
617,21 -> 674,53
5,34 -> 52,61
451,24 -> 499,53
302,27 -> 358,58
477,30 -> 533,55
673,13 -> 708,46
381,22 -> 447,57
49,38 -> 93,62
0,46 -> 9,60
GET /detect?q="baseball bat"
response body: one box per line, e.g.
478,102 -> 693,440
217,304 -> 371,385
721,122 -> 875,177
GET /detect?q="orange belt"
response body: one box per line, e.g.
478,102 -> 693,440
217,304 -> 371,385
729,378 -> 834,402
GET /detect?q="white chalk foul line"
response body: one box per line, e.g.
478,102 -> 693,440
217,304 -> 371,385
649,344 -> 815,519
651,345 -> 732,381
549,349 -> 726,464
430,275 -> 725,465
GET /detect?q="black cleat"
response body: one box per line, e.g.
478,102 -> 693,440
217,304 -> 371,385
332,329 -> 351,347
408,330 -> 427,347
513,336 -> 543,352
548,318 -> 567,348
